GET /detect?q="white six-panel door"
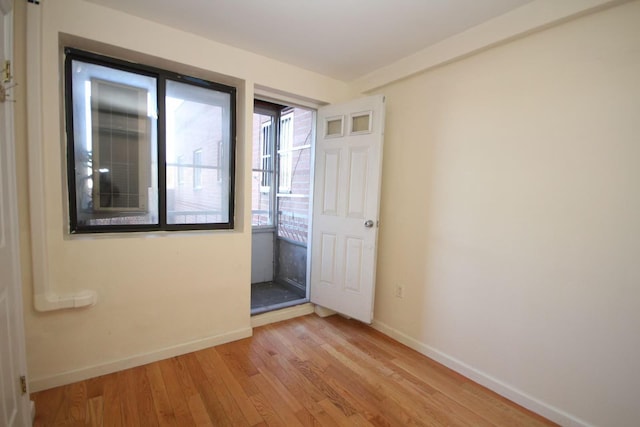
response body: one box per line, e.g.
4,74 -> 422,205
0,1 -> 31,425
310,95 -> 385,324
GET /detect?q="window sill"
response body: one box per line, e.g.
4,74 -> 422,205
65,227 -> 239,241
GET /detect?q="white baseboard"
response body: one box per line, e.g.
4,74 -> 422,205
251,303 -> 315,328
29,327 -> 252,392
371,320 -> 593,427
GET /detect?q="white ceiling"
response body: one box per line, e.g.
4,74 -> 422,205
85,0 -> 534,81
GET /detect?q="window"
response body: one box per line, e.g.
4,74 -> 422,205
65,48 -> 236,232
251,101 -> 313,234
252,101 -> 277,227
260,119 -> 273,190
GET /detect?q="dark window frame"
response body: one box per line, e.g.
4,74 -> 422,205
64,47 -> 236,233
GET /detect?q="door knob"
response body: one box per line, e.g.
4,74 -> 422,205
364,220 -> 374,228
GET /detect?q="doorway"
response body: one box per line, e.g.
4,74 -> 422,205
251,100 -> 314,314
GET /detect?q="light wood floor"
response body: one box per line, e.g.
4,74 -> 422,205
31,314 -> 557,426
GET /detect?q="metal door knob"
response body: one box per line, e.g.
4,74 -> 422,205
364,220 -> 374,228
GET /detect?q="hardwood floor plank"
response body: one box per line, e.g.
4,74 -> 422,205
249,335 -> 326,405
348,413 -> 379,427
460,380 -> 552,427
86,396 -> 104,427
289,357 -> 358,418
182,352 -> 233,426
30,314 -> 557,427
101,372 -> 123,427
216,339 -> 261,396
145,363 -> 177,426
132,365 -> 160,427
318,399 -> 362,427
324,316 -> 536,426
249,389 -> 287,427
185,394 -> 215,427
393,356 -> 543,426
119,369 -> 142,426
319,343 -> 443,426
157,358 -> 198,426
167,356 -> 214,426
260,351 -> 346,427
85,375 -> 106,400
55,381 -> 87,426
205,348 -> 264,425
251,372 -> 306,427
32,386 -> 65,426
276,322 -> 331,370
320,365 -> 397,426
194,349 -> 251,426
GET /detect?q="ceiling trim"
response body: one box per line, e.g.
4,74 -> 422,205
352,0 -> 628,93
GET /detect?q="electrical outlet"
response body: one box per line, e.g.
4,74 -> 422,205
394,284 -> 404,298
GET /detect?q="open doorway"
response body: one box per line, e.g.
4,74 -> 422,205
251,100 -> 314,314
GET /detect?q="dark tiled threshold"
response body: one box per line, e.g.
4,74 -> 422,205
251,281 -> 306,315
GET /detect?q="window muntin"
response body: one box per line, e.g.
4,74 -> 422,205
65,48 -> 235,232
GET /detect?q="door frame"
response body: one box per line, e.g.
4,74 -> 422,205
1,0 -> 32,423
250,94 -> 318,311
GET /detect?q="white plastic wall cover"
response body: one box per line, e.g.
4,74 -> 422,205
26,0 -> 97,311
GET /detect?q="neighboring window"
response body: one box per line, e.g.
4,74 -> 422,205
252,102 -> 277,227
65,48 -> 236,232
193,149 -> 203,189
176,155 -> 185,185
278,111 -> 294,193
260,119 -> 272,190
217,141 -> 223,182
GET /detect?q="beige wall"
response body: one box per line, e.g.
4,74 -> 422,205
14,0 -> 640,425
372,2 -> 640,426
14,0 -> 350,390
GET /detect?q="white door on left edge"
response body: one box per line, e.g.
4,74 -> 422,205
0,1 -> 31,425
310,95 -> 385,324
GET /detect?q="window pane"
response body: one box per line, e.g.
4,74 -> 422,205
278,112 -> 293,193
351,111 -> 372,133
326,116 -> 343,137
70,60 -> 158,227
252,171 -> 272,226
252,112 -> 274,227
277,107 -> 313,243
165,80 -> 232,225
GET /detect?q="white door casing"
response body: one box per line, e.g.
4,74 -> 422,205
0,0 -> 31,425
310,95 -> 385,324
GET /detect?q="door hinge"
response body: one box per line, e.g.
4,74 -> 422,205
19,376 -> 27,395
2,60 -> 11,83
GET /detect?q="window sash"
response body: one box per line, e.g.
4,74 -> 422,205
65,48 -> 236,233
